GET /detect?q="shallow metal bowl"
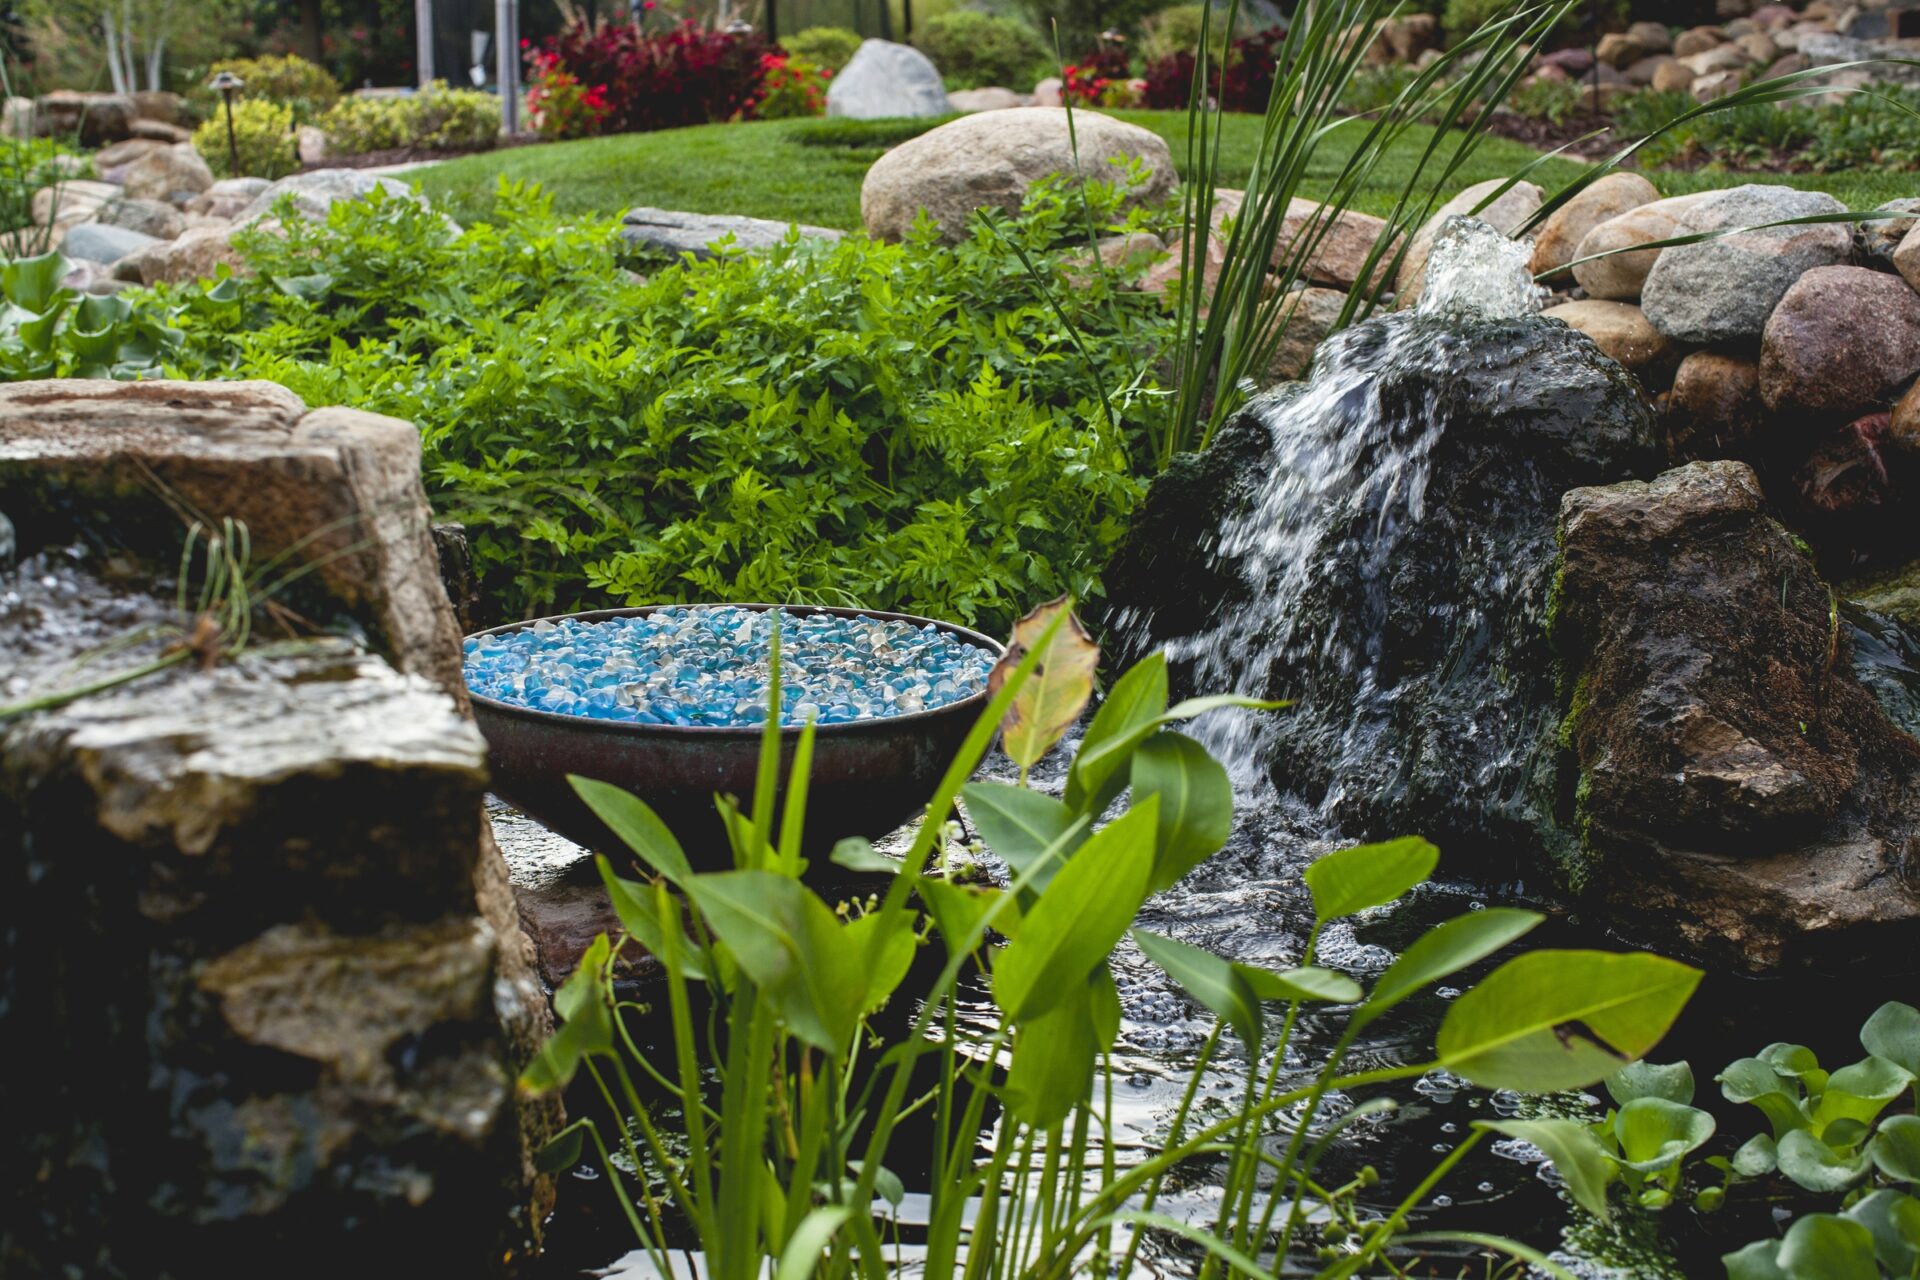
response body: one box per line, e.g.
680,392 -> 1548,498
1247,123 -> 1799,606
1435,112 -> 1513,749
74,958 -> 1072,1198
468,605 -> 1004,867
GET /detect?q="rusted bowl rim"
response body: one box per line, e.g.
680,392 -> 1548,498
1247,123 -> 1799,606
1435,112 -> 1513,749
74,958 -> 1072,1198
465,604 -> 1007,738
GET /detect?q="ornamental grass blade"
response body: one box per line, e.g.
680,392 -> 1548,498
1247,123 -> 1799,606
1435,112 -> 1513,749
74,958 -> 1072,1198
990,595 -> 1098,773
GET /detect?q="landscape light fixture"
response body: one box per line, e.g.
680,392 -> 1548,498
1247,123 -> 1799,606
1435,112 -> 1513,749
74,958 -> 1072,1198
207,70 -> 244,178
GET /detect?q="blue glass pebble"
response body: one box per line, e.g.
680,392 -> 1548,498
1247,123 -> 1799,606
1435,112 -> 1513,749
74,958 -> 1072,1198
463,606 -> 995,728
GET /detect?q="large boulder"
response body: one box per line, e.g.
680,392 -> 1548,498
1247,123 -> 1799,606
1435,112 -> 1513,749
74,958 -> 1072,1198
1265,286 -> 1350,381
619,206 -> 844,259
861,108 -> 1177,243
59,220 -> 161,265
120,143 -> 214,202
1527,172 -> 1660,282
1759,265 -> 1920,418
1394,178 -> 1543,306
1642,184 -> 1853,345
31,179 -> 119,227
112,224 -> 249,285
1551,459 -> 1920,969
825,39 -> 950,119
236,168 -> 421,225
1570,191 -> 1717,300
96,194 -> 187,240
32,90 -> 134,145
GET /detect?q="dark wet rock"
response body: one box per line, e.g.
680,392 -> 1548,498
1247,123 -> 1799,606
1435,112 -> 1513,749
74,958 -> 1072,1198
1668,350 -> 1767,461
432,521 -> 482,635
515,880 -> 665,992
1106,309 -> 1657,869
1790,411 -> 1903,549
1759,265 -> 1920,418
1858,197 -> 1920,270
1550,460 -> 1920,969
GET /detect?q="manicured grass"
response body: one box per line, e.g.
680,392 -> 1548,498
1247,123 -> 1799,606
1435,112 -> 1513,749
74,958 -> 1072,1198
412,110 -> 1902,232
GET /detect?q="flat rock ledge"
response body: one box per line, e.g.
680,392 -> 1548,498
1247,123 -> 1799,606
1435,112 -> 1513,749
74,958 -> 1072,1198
620,206 -> 845,259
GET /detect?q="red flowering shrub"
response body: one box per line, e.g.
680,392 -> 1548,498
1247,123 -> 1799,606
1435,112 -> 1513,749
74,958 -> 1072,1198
1061,43 -> 1132,104
1141,25 -> 1286,112
749,52 -> 830,120
526,18 -> 772,135
527,55 -> 614,139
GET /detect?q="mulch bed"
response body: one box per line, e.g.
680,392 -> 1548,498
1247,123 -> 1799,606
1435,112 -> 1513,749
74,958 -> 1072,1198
1482,106 -> 1632,161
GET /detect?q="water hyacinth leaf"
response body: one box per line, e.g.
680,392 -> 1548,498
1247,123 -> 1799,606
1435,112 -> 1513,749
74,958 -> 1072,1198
1304,836 -> 1439,923
1612,1097 -> 1716,1173
1862,1001 -> 1920,1078
595,854 -> 707,980
1354,907 -> 1543,1029
1239,965 -> 1363,1005
1475,1118 -> 1612,1221
1722,1239 -> 1787,1280
1064,650 -> 1168,811
990,595 -> 1099,771
686,870 -> 867,1051
1719,1058 -> 1811,1138
1762,1042 -> 1824,1079
1812,1056 -> 1913,1134
992,798 -> 1157,1022
1777,1213 -> 1880,1280
1133,928 -> 1263,1052
1846,1190 -> 1920,1274
961,781 -> 1084,892
1003,970 -> 1101,1127
1435,950 -> 1702,1093
1871,1114 -> 1920,1183
1131,730 -> 1234,893
1609,1060 -> 1696,1107
1777,1127 -> 1874,1193
829,837 -> 897,875
1733,1133 -> 1779,1177
570,774 -> 692,886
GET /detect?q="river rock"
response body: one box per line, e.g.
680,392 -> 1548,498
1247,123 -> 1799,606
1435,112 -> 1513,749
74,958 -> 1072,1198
96,194 -> 187,240
825,39 -> 950,119
1800,32 -> 1920,86
1626,19 -> 1675,51
121,143 -> 214,202
186,175 -> 272,218
1596,31 -> 1651,65
58,220 -> 160,264
1642,184 -> 1852,345
32,90 -> 134,144
93,136 -> 169,169
1857,198 -> 1920,269
1394,178 -> 1544,306
1570,191 -> 1716,300
1626,54 -> 1680,84
1528,172 -> 1660,282
1674,25 -> 1727,55
1265,287 -> 1350,381
1543,299 -> 1675,377
31,179 -> 118,227
1669,351 -> 1767,459
1895,221 -> 1920,292
619,206 -> 844,258
948,86 -> 1027,112
1551,459 -> 1920,969
130,117 -> 193,144
112,224 -> 248,284
1653,59 -> 1698,91
861,108 -> 1177,243
1759,265 -> 1920,418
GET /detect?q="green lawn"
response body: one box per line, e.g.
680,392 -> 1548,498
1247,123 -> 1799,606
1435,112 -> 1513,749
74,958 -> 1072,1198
413,110 -> 1902,232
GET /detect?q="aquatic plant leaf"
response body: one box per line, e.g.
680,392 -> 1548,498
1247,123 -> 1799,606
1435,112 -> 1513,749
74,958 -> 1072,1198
841,909 -> 916,1015
596,854 -> 707,981
962,781 -> 1085,892
570,774 -> 692,886
991,596 -> 1099,770
1436,950 -> 1701,1093
920,880 -> 1014,956
686,870 -> 867,1052
1813,1057 -> 1913,1134
1846,1190 -> 1920,1275
1871,1115 -> 1920,1183
1063,652 -> 1168,812
1611,1097 -> 1715,1174
2,250 -> 69,313
829,837 -> 897,875
1722,1239 -> 1786,1280
1862,1001 -> 1920,1078
521,934 -> 614,1092
1608,1060 -> 1696,1108
1777,1213 -> 1880,1280
1475,1119 -> 1612,1222
1733,1133 -> 1778,1177
993,798 -> 1157,1022
1064,688 -> 1291,816
1002,970 -> 1101,1127
1762,1042 -> 1825,1079
1239,965 -> 1363,1005
1303,836 -> 1438,923
1090,961 -> 1122,1052
775,1204 -> 853,1280
1134,928 -> 1263,1053
1131,730 -> 1233,893
533,1122 -> 587,1175
1355,908 -> 1543,1029
1777,1127 -> 1873,1193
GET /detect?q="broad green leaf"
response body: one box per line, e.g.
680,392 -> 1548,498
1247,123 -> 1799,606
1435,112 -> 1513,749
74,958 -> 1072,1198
1762,1043 -> 1825,1079
595,854 -> 707,980
1777,1127 -> 1873,1193
570,775 -> 692,886
829,837 -> 898,874
1003,971 -> 1101,1127
3,251 -> 70,312
1134,927 -> 1263,1052
1611,1097 -> 1715,1174
842,909 -> 916,1015
1862,1001 -> 1920,1077
686,871 -> 864,1051
1239,965 -> 1363,1005
1064,650 -> 1168,812
1063,687 -> 1289,815
1722,1239 -> 1786,1280
1871,1114 -> 1920,1183
1846,1190 -> 1920,1275
1813,1057 -> 1913,1134
1303,836 -> 1439,923
992,798 -> 1157,1022
1777,1213 -> 1879,1280
1475,1118 -> 1612,1221
1131,730 -> 1233,893
775,1205 -> 853,1280
533,1122 -> 587,1174
1719,1058 -> 1811,1139
1733,1133 -> 1778,1177
962,781 -> 1084,892
1089,961 -> 1121,1052
991,596 -> 1099,770
1608,1060 -> 1696,1107
919,879 -> 1012,955
1436,950 -> 1702,1093
1354,908 -> 1543,1029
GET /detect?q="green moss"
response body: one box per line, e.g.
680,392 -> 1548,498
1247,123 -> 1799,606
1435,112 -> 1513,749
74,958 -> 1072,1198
1558,670 -> 1592,753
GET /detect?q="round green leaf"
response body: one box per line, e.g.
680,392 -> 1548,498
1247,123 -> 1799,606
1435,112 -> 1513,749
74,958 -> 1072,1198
1611,1097 -> 1715,1174
1608,1059 -> 1696,1107
1871,1114 -> 1920,1184
1722,1238 -> 1785,1280
1777,1213 -> 1879,1280
1846,1189 -> 1920,1275
1733,1133 -> 1779,1178
1813,1056 -> 1914,1134
1777,1128 -> 1873,1194
1862,1001 -> 1920,1078
1302,836 -> 1438,923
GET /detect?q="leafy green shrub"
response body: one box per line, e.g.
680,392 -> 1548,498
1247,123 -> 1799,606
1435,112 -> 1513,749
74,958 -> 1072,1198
1135,3 -> 1229,65
751,53 -> 831,120
1336,64 -> 1419,114
314,95 -> 408,153
192,98 -> 298,179
913,9 -> 1053,90
316,81 -> 501,155
150,178 -> 1170,633
200,53 -> 342,122
0,251 -> 179,379
1800,86 -> 1920,171
1507,74 -> 1585,124
0,138 -> 86,237
780,25 -> 863,72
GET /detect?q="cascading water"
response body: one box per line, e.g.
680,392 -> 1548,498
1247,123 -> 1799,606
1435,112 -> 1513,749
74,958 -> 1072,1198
1107,217 -> 1658,869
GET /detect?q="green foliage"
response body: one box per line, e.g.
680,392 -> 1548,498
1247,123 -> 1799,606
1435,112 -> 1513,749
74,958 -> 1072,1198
0,251 -> 180,379
1337,64 -> 1421,114
1589,1063 -> 1717,1210
779,26 -> 864,73
148,177 -> 1167,634
912,10 -> 1052,91
1442,0 -> 1618,39
524,628 -> 1696,1279
316,80 -> 501,155
192,98 -> 298,179
1614,85 -> 1920,173
1508,74 -> 1585,124
1136,3 -> 1231,66
0,136 -> 85,241
200,53 -> 343,122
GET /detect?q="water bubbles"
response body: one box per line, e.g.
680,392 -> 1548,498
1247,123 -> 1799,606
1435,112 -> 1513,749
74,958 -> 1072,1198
1416,217 -> 1544,322
464,606 -> 995,728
